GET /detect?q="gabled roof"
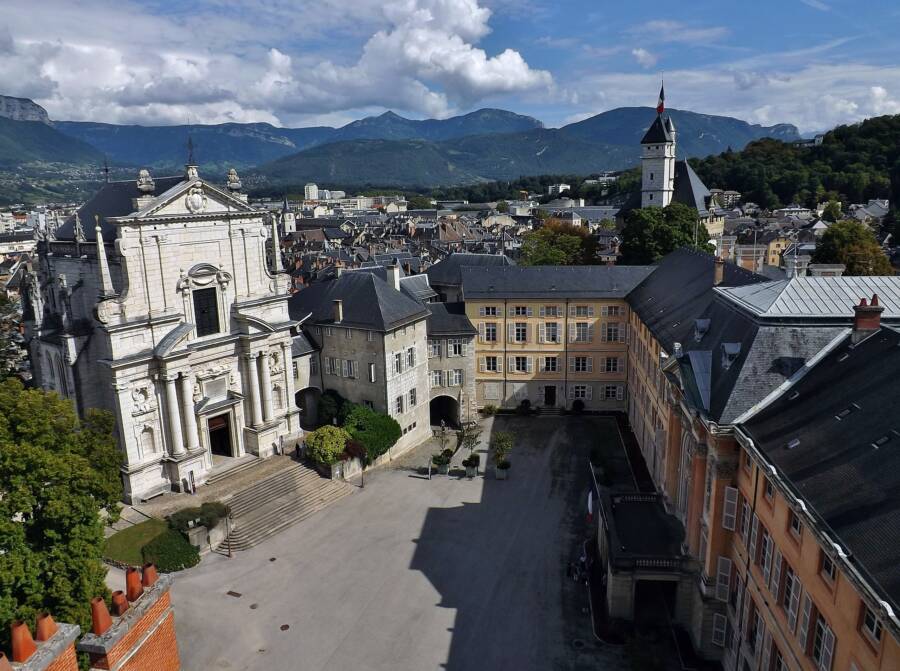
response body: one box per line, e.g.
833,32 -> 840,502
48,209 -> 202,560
641,115 -> 673,144
424,252 -> 513,287
291,332 -> 317,357
287,271 -> 428,332
461,265 -> 655,300
741,327 -> 900,612
426,302 -> 477,336
672,160 -> 712,215
716,276 -> 900,320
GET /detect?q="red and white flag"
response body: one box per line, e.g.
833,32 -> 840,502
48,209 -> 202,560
656,82 -> 665,115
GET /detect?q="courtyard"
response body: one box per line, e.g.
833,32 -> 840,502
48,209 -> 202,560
171,415 -> 632,671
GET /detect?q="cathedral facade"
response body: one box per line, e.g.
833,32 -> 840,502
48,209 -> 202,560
24,166 -> 302,503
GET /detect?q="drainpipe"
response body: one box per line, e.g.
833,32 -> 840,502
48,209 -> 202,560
563,298 -> 570,410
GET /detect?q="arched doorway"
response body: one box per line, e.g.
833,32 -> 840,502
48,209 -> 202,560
430,395 -> 460,428
295,387 -> 322,429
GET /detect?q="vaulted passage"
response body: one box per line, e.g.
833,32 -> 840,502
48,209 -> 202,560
295,387 -> 321,429
430,395 -> 460,428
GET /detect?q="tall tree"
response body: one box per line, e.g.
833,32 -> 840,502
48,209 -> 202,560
619,203 -> 714,265
0,379 -> 122,652
519,222 -> 597,266
812,219 -> 893,275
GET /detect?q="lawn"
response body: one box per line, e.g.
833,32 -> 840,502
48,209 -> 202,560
104,518 -> 168,566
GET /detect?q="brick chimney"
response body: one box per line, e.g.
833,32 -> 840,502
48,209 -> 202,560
852,294 -> 884,344
333,299 -> 343,323
6,616 -> 80,671
713,257 -> 725,286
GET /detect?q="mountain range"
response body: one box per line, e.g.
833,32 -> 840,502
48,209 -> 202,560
0,94 -> 802,191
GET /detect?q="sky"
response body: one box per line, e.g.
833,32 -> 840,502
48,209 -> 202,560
2,0 -> 899,133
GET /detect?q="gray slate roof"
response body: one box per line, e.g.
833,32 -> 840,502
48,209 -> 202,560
461,265 -> 655,300
641,115 -> 673,144
672,161 -> 712,216
291,332 -> 317,357
425,252 -> 513,287
288,272 -> 428,332
426,302 -> 477,336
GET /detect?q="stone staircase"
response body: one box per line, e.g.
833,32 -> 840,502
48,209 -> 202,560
205,455 -> 263,486
217,462 -> 354,553
538,407 -> 564,416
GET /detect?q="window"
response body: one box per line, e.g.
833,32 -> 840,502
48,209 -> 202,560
514,322 -> 527,343
542,305 -> 560,317
292,361 -> 298,378
480,306 -> 498,317
513,305 -> 529,316
395,395 -> 404,414
764,477 -> 775,501
604,323 -> 622,342
449,369 -> 463,386
408,388 -> 417,407
368,362 -> 376,383
572,385 -> 589,399
789,510 -> 803,539
343,360 -> 357,378
861,606 -> 883,645
575,322 -> 590,342
448,339 -> 465,357
604,357 -> 621,373
429,340 -> 442,358
820,553 -> 836,583
542,322 -> 559,343
367,330 -> 375,342
326,357 -> 338,376
743,449 -> 752,473
345,329 -> 352,339
604,385 -> 622,400
514,356 -> 529,373
484,356 -> 498,372
812,612 -> 836,671
571,356 -> 592,372
406,347 -> 416,368
722,486 -> 738,531
310,357 -> 319,376
192,287 -> 220,337
485,323 -> 497,342
325,327 -> 333,337
393,352 -> 402,375
315,327 -> 321,335
602,305 -> 621,317
543,356 -> 558,372
574,305 -> 592,317
431,370 -> 443,387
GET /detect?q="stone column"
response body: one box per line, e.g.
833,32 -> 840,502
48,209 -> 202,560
246,353 -> 263,427
180,373 -> 199,452
164,373 -> 185,456
259,351 -> 274,422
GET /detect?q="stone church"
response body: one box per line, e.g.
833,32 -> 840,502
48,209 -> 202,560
23,165 -> 302,503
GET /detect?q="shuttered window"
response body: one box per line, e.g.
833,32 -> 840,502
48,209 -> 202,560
722,486 -> 738,530
715,556 -> 732,602
193,287 -> 220,336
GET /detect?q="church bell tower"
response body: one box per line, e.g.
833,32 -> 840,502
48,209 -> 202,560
641,83 -> 676,208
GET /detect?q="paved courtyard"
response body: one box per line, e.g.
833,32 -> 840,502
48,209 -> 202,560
171,415 -> 630,671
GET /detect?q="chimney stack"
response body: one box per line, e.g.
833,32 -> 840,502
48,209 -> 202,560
90,598 -> 112,636
333,299 -> 343,323
125,566 -> 144,602
11,621 -> 36,663
35,613 -> 58,642
111,591 -> 129,616
852,294 -> 883,344
713,257 -> 725,286
142,563 -> 159,588
386,264 -> 401,291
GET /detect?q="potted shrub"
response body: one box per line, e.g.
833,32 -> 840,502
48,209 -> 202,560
481,404 -> 498,416
517,399 -> 531,416
463,453 -> 480,478
490,431 -> 513,480
432,451 -> 451,475
571,399 -> 585,415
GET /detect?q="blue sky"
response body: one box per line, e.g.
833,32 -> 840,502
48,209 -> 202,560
2,0 -> 899,132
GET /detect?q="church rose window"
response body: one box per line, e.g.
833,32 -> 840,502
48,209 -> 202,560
193,287 -> 220,336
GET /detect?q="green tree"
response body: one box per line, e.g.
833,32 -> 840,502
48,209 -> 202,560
342,405 -> 401,463
0,379 -> 122,653
490,432 -> 514,467
821,200 -> 842,223
305,425 -> 350,465
812,219 -> 893,275
407,195 -> 434,209
495,200 -> 509,213
520,222 -> 597,266
619,202 -> 714,265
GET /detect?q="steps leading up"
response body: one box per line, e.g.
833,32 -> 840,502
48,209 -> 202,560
218,462 -> 353,553
205,456 -> 263,486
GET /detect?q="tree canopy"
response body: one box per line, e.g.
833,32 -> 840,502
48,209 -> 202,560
342,404 -> 401,463
619,203 -> 714,265
0,379 -> 122,652
519,222 -> 598,266
812,219 -> 893,275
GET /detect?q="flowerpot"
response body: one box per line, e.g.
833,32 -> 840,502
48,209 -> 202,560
465,465 -> 477,478
495,466 -> 508,480
437,463 -> 450,475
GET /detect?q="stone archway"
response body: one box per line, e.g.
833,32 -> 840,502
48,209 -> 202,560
430,395 -> 460,428
295,386 -> 322,429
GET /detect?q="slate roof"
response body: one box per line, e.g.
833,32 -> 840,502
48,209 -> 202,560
741,327 -> 900,611
461,265 -> 655,300
426,302 -> 477,336
672,161 -> 712,216
399,274 -> 437,303
424,252 -> 513,287
287,271 -> 429,332
290,332 -> 317,357
716,277 -> 900,320
56,176 -> 184,242
641,115 -> 673,144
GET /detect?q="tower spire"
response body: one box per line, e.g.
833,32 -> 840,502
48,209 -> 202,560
95,215 -> 115,297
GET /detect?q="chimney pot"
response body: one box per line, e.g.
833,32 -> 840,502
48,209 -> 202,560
0,651 -> 14,671
91,597 -> 113,635
852,294 -> 884,343
386,264 -> 401,291
11,621 -> 36,662
333,299 -> 343,323
111,591 -> 129,616
35,613 -> 58,642
142,563 -> 159,588
713,257 -> 725,286
125,566 -> 144,602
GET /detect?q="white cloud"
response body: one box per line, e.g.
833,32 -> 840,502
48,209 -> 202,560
628,20 -> 729,44
631,48 -> 657,69
800,0 -> 831,11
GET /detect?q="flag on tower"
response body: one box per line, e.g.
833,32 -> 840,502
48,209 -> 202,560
656,82 -> 665,115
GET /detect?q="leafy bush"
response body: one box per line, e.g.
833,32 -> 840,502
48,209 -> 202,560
462,453 -> 480,468
343,439 -> 367,462
572,399 -> 585,414
306,425 -> 351,465
342,404 -> 401,463
317,390 -> 348,427
490,431 -> 514,466
432,452 -> 451,466
141,529 -> 200,572
481,404 -> 498,416
167,501 -> 230,533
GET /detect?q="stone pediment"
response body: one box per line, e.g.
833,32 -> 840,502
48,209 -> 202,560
134,180 -> 256,220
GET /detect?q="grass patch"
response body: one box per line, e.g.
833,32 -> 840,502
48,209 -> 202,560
104,518 -> 168,566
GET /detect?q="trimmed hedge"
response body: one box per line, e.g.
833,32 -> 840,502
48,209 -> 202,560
342,404 -> 401,463
141,529 -> 200,572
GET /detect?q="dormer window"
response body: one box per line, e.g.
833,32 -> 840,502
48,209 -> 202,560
721,342 -> 741,369
694,319 -> 710,342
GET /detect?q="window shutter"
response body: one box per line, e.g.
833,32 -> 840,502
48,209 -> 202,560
741,595 -> 751,634
461,341 -> 467,356
569,357 -> 575,372
539,306 -> 545,317
601,305 -> 609,317
762,631 -> 773,671
557,305 -> 563,317
527,357 -> 533,373
569,305 -> 576,317
479,306 -> 485,317
478,323 -> 485,342
749,514 -> 760,562
587,356 -> 593,372
798,592 -> 812,650
601,326 -> 608,342
722,486 -> 738,530
538,323 -> 545,343
341,360 -> 349,377
787,576 -> 801,631
508,323 -> 515,343
716,556 -> 732,602
754,613 -> 764,660
712,614 -> 726,647
497,357 -> 503,372
820,626 -> 835,671
588,306 -> 595,317
616,386 -> 624,401
587,324 -> 594,342
619,324 -> 627,343
586,385 -> 593,401
740,500 -> 751,538
763,535 -> 773,584
508,306 -> 515,317
568,386 -> 575,400
770,549 -> 783,597
507,356 -> 515,373
479,358 -> 486,373
568,324 -> 576,343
